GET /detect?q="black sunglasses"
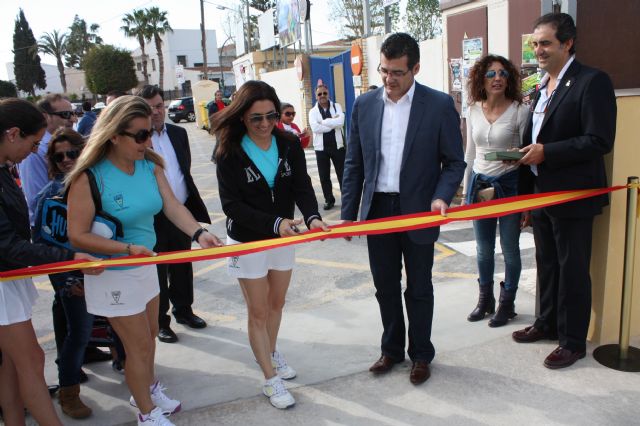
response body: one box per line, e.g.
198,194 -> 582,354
52,149 -> 80,163
120,129 -> 153,144
283,111 -> 296,117
248,112 -> 280,124
485,69 -> 509,79
49,110 -> 77,119
316,91 -> 328,96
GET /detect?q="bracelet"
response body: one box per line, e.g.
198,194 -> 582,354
125,243 -> 132,255
192,228 -> 209,242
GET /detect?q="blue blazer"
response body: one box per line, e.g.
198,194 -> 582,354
341,83 -> 465,244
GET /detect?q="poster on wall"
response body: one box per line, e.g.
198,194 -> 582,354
522,34 -> 537,65
449,58 -> 462,92
276,0 -> 301,47
462,37 -> 483,66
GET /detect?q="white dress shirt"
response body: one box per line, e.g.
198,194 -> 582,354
376,81 -> 416,193
530,55 -> 575,176
151,126 -> 188,204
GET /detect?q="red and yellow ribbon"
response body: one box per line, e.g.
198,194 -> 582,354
0,185 -> 629,281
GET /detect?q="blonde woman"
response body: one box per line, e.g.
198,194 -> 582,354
67,96 -> 222,426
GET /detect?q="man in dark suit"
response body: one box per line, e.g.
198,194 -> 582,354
513,13 -> 616,369
341,33 -> 465,384
138,85 -> 212,343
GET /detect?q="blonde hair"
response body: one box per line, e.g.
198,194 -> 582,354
65,95 -> 164,189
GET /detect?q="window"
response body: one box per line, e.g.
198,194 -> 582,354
151,59 -> 156,71
136,62 -> 142,71
177,55 -> 187,66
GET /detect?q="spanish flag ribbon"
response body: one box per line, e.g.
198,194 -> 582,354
0,185 -> 627,281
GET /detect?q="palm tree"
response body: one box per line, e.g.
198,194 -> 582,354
39,30 -> 68,93
121,9 -> 149,85
144,7 -> 173,90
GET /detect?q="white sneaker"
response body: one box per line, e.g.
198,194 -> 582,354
130,382 -> 181,414
262,376 -> 295,409
137,406 -> 175,426
271,350 -> 297,380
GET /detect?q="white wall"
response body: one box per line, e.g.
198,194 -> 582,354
415,38 -> 445,92
5,62 -> 63,95
260,67 -> 306,130
487,0 -> 509,58
366,35 -> 383,88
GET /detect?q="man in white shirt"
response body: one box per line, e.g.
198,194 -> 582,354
341,33 -> 465,385
138,86 -> 211,344
308,84 -> 345,210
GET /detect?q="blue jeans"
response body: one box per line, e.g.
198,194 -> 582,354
56,285 -> 94,386
473,213 -> 522,291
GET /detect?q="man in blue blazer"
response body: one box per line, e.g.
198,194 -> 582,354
138,86 -> 212,344
513,13 -> 616,369
341,33 -> 465,384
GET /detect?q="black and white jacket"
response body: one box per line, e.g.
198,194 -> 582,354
216,133 -> 321,242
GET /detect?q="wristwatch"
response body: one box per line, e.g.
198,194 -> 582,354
191,228 -> 209,242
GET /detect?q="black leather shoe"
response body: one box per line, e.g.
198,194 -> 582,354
543,346 -> 586,369
323,200 -> 335,210
83,347 -> 112,364
512,325 -> 557,343
158,327 -> 178,343
174,312 -> 207,329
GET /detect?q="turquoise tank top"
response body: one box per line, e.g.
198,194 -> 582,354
241,135 -> 278,189
91,159 -> 163,268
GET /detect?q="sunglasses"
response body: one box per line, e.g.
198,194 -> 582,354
120,128 -> 153,144
49,111 -> 78,119
52,149 -> 80,163
316,92 -> 328,97
247,112 -> 279,124
485,69 -> 509,79
283,111 -> 296,117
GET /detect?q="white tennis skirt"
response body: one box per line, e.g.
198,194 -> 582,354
226,236 -> 295,279
84,265 -> 159,317
0,278 -> 39,325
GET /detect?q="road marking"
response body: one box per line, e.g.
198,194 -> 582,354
37,331 -> 55,345
442,232 -> 535,256
194,260 -> 227,277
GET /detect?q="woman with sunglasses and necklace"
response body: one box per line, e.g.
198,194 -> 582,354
66,96 -> 223,426
0,98 -> 103,426
462,55 -> 529,327
213,81 -> 328,410
33,128 -> 95,419
276,103 -> 311,148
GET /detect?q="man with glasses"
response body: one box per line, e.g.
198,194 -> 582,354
19,93 -> 77,228
137,85 -> 211,344
341,33 -> 465,385
309,83 -> 346,210
513,13 -> 616,369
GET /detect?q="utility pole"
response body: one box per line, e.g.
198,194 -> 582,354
200,0 -> 208,79
363,0 -> 371,37
245,0 -> 252,52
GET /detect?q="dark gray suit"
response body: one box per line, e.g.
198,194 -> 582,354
341,83 -> 465,362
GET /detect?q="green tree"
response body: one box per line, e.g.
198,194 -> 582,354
13,9 -> 46,97
121,9 -> 150,85
144,7 -> 173,90
83,45 -> 138,95
329,0 -> 400,39
39,30 -> 68,93
405,0 -> 442,41
65,15 -> 103,69
0,80 -> 18,97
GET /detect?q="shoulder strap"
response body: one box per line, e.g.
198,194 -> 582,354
85,169 -> 102,211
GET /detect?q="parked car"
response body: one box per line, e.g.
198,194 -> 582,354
92,102 -> 107,115
168,97 -> 196,123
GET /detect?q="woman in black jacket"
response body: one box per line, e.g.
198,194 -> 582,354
0,98 -> 101,426
214,81 -> 328,410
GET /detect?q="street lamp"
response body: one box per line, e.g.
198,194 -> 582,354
216,3 -> 250,54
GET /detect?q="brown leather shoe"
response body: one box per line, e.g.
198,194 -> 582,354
543,346 -> 586,369
409,361 -> 431,385
369,355 -> 403,374
512,325 -> 557,343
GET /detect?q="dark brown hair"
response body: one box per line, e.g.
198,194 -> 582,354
46,128 -> 86,178
467,55 -> 522,104
212,80 -> 294,160
534,13 -> 576,55
0,98 -> 46,137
